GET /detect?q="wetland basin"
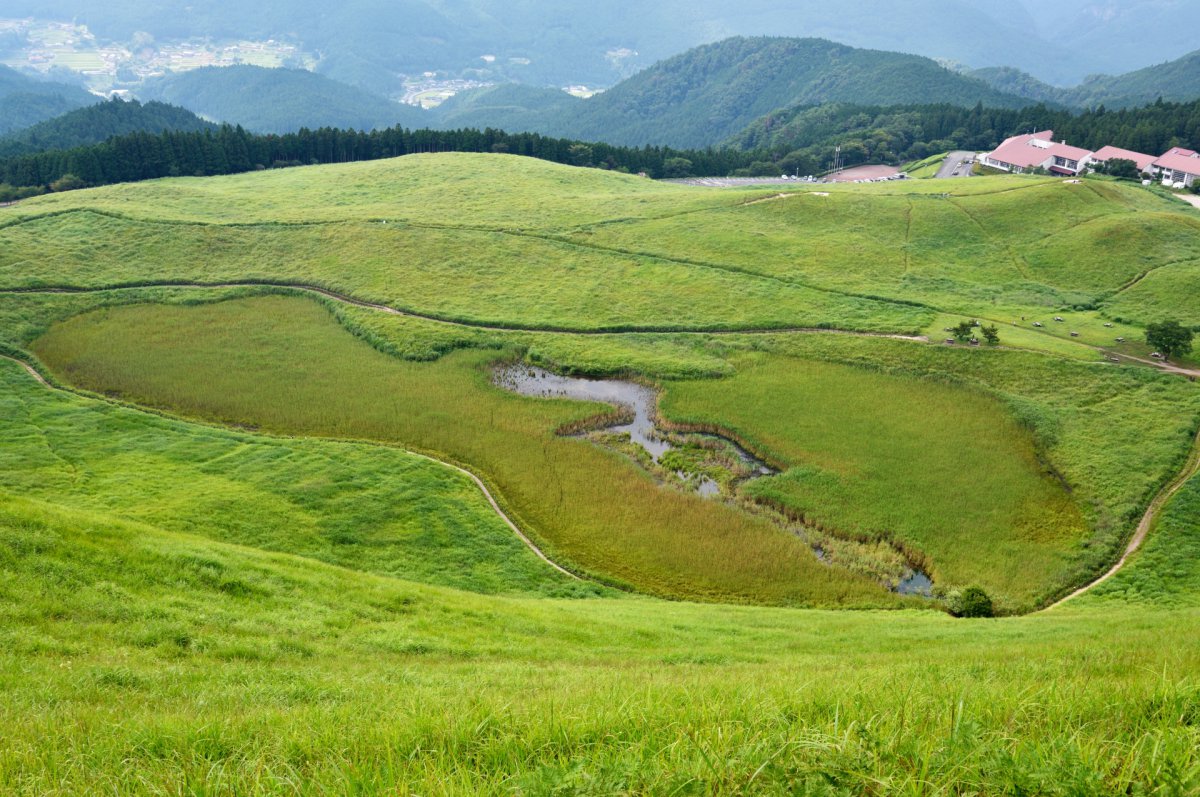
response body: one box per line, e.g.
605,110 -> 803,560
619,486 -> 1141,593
493,364 -> 772,481
493,363 -> 933,597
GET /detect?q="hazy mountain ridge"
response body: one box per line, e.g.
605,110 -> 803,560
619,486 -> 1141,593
1,0 -> 1196,93
0,66 -> 97,136
972,49 -> 1200,109
0,98 -> 214,158
138,66 -> 428,134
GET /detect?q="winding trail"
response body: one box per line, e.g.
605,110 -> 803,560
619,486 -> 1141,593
0,353 -> 580,581
1046,426 -> 1200,610
0,354 -> 48,387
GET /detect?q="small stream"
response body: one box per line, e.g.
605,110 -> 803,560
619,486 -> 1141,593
493,364 -> 933,597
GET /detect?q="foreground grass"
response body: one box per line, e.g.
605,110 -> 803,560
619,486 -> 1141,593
0,493 -> 1197,794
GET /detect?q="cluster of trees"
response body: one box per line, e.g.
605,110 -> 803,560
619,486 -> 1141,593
1146,321 -> 1195,363
0,124 -> 765,192
733,99 -> 1200,172
949,320 -> 999,346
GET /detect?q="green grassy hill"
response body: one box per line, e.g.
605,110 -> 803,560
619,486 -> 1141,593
1,153 -> 1199,791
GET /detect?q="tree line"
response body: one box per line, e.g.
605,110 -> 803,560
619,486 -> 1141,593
734,99 -> 1200,174
0,124 -> 764,196
3,96 -> 1199,199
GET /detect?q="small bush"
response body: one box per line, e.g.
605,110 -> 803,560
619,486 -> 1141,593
949,586 -> 995,618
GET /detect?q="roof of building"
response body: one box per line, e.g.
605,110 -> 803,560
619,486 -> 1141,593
1163,147 -> 1198,158
1154,150 -> 1200,176
1044,142 -> 1093,162
985,130 -> 1056,169
1092,145 -> 1157,172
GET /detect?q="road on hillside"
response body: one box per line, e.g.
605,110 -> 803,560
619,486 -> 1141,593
935,151 -> 977,179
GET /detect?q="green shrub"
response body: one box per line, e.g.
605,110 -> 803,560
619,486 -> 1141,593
950,585 -> 995,618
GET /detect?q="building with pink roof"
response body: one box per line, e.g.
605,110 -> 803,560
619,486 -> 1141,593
1154,147 -> 1200,187
1091,146 -> 1158,175
982,130 -> 1094,176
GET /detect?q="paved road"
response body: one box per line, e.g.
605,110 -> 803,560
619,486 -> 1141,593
935,151 -> 977,179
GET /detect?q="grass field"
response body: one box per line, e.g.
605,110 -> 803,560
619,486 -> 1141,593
0,357 -> 587,598
2,154 -> 1200,792
0,490 -> 1197,794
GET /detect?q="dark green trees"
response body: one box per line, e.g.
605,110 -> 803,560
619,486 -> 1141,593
1145,320 -> 1195,362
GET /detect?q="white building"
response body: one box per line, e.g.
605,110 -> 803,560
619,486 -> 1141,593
1153,147 -> 1200,188
982,130 -> 1094,176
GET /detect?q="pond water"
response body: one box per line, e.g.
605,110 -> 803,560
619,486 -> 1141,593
493,364 -> 768,471
897,569 -> 934,597
494,364 -> 933,597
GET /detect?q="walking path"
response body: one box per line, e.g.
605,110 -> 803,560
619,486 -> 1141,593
0,353 -> 580,581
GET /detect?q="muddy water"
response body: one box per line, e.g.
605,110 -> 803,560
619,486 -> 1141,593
494,365 -> 770,471
494,364 -> 933,597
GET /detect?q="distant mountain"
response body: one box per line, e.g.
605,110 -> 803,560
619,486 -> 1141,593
138,66 -> 429,134
434,84 -> 580,133
1020,0 -> 1200,86
972,50 -> 1200,109
0,98 -> 215,158
0,66 -> 97,136
4,0 -> 1192,92
444,38 -> 1032,150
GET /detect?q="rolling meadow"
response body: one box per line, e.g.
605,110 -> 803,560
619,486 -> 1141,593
1,153 -> 1199,793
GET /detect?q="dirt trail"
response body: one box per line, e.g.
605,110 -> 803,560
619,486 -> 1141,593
0,352 -> 580,581
1046,426 -> 1200,610
0,353 -> 48,386
1176,194 -> 1200,210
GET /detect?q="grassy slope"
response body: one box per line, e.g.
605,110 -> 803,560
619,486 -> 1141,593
0,210 -> 929,334
0,358 -> 585,598
3,154 -> 1200,791
2,155 -> 1197,359
0,490 -> 1198,794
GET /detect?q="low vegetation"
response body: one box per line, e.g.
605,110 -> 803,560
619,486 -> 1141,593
0,491 -> 1198,794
